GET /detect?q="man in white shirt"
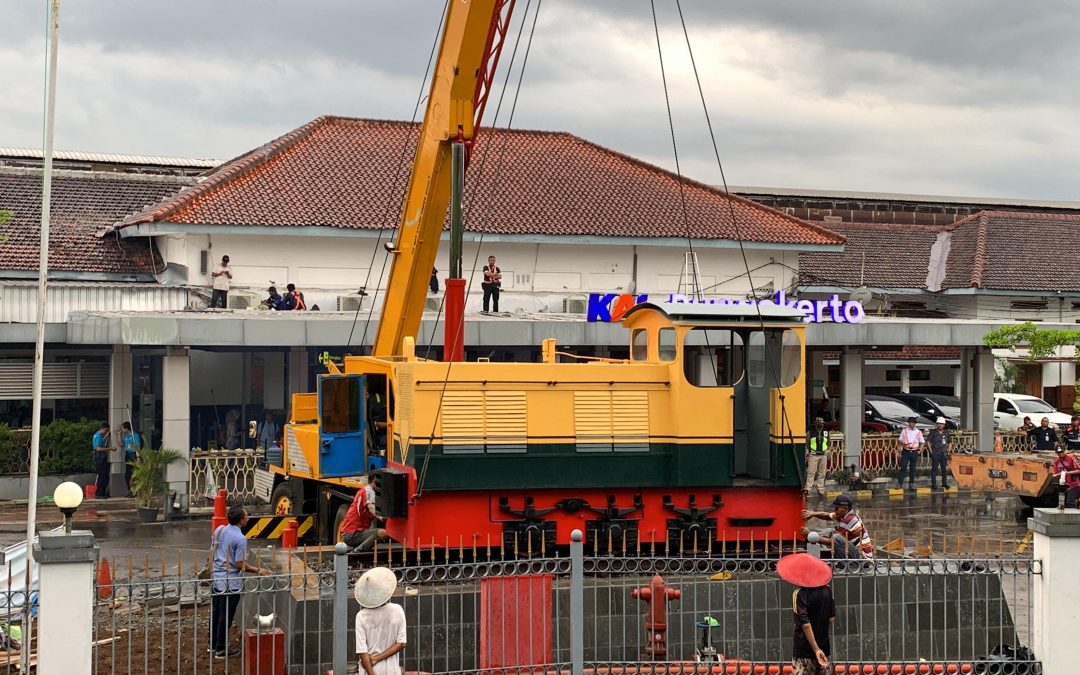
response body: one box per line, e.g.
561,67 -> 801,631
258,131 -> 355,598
211,255 -> 232,308
354,567 -> 407,675
896,416 -> 925,490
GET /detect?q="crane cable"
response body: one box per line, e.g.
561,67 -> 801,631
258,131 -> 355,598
653,0 -> 804,487
346,0 -> 450,355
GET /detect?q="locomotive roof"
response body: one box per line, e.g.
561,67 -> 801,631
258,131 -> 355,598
624,301 -> 806,324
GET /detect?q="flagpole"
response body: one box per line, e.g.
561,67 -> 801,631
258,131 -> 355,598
24,2 -> 60,669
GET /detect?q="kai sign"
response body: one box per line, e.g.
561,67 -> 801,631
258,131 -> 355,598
586,291 -> 865,324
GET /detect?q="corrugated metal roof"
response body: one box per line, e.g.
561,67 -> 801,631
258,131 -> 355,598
0,147 -> 221,168
731,185 -> 1080,210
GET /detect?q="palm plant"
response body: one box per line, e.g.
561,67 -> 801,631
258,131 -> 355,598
129,447 -> 185,509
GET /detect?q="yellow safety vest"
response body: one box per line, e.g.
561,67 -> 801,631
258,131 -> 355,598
808,431 -> 829,454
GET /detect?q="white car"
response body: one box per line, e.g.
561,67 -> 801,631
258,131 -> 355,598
993,393 -> 1073,430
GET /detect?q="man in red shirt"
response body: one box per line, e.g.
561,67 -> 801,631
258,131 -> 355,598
340,474 -> 387,551
1052,445 -> 1080,508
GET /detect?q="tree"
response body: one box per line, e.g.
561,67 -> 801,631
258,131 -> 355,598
982,322 -> 1080,360
984,322 -> 1080,413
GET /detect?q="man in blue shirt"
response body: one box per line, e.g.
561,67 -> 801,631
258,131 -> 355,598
91,422 -> 113,499
119,422 -> 142,491
210,506 -> 271,658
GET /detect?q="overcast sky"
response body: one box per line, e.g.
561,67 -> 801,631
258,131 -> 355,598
3,1 -> 1079,199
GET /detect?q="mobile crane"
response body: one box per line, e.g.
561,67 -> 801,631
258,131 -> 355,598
266,0 -> 809,553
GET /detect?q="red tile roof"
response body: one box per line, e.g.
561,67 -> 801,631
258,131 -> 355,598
800,211 -> 1080,293
115,116 -> 844,247
0,168 -> 192,276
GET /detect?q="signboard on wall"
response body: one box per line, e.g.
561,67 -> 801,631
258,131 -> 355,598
586,291 -> 865,324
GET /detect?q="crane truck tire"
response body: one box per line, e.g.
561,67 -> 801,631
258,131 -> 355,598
332,504 -> 349,544
271,482 -> 297,516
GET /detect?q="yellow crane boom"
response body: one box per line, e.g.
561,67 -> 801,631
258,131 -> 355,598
372,0 -> 515,356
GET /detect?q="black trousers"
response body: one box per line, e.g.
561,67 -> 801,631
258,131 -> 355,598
211,289 -> 228,308
94,451 -> 110,498
897,450 -> 918,486
1065,486 -> 1080,509
482,283 -> 500,312
210,591 -> 241,652
930,452 -> 950,487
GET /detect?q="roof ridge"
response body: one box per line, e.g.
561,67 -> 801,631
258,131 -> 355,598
111,115 -> 335,230
969,213 -> 990,288
0,166 -> 195,185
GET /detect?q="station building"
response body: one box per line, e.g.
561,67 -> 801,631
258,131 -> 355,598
2,118 -> 1077,497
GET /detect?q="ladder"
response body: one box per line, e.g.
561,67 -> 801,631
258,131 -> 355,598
678,251 -> 703,299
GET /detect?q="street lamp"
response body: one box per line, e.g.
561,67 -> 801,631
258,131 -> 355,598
53,481 -> 83,534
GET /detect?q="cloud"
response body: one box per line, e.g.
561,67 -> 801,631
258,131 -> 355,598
2,0 -> 1080,199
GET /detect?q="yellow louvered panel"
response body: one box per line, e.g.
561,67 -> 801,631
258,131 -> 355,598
574,391 -> 614,452
612,391 -> 649,452
441,391 -> 485,453
441,390 -> 526,453
485,391 -> 527,453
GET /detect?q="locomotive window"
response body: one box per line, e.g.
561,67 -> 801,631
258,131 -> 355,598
683,329 -> 743,387
747,332 -> 766,387
631,329 -> 648,361
321,377 -> 361,434
779,330 -> 801,387
747,330 -> 802,388
658,328 -> 676,362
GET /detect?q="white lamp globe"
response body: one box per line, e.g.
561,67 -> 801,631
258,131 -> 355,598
53,481 -> 83,510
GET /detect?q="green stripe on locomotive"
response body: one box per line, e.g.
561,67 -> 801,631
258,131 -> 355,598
404,440 -> 806,490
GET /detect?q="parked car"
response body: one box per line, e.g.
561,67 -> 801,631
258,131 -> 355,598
993,393 -> 1073,430
864,395 -> 936,432
891,393 -> 960,430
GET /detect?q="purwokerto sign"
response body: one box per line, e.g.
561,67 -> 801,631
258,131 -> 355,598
586,291 -> 864,324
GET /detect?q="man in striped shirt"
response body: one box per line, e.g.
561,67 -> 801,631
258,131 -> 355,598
801,494 -> 874,559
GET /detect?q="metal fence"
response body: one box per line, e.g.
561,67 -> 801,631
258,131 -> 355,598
86,541 -> 1041,675
826,431 -> 1035,479
188,451 -> 265,505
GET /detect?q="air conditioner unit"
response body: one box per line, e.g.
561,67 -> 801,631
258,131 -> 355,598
424,297 -> 440,312
227,294 -> 254,310
563,295 -> 588,314
337,295 -> 366,312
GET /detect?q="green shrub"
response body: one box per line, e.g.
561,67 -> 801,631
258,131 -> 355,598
0,425 -> 23,474
39,418 -> 99,475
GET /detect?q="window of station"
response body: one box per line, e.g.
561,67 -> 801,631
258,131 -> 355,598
658,328 -> 676,362
631,329 -> 649,361
683,329 -> 744,387
321,377 -> 361,434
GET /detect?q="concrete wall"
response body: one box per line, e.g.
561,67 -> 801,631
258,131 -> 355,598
163,232 -> 798,315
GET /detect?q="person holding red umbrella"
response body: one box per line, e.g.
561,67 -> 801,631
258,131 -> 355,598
778,552 -> 835,675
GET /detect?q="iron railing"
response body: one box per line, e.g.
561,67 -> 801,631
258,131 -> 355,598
87,542 -> 1041,675
188,451 -> 264,505
826,431 -> 1036,480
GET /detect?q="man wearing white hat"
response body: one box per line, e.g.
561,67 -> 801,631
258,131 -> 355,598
354,567 -> 407,675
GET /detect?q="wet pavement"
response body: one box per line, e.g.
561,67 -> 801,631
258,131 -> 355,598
805,489 -> 1032,557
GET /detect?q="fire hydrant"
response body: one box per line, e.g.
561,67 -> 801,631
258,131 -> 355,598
630,573 -> 681,660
